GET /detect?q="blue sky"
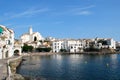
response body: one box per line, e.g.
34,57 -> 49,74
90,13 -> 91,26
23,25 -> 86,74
0,0 -> 120,41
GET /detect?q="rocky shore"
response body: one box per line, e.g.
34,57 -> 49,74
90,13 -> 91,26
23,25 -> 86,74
22,52 -> 56,56
22,51 -> 117,56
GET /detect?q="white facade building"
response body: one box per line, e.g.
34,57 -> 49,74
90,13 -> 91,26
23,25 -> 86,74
52,39 -> 84,53
21,27 -> 44,43
52,38 -> 116,53
52,40 -> 63,53
14,39 -> 22,55
0,25 -> 14,59
103,38 -> 116,49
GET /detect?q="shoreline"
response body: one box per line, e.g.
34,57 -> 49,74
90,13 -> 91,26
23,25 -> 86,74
21,51 -> 119,57
22,52 -> 56,56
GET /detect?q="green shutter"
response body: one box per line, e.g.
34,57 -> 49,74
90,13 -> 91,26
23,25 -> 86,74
0,27 -> 3,34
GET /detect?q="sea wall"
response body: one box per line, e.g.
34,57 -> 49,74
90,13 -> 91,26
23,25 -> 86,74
6,56 -> 25,80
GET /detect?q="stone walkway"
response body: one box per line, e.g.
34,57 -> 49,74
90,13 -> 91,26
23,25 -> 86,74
0,56 -> 22,80
0,59 -> 7,80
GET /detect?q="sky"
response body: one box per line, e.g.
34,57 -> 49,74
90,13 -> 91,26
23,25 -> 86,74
0,0 -> 120,41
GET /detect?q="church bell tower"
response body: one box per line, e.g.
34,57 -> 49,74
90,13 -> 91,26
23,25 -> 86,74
29,26 -> 33,35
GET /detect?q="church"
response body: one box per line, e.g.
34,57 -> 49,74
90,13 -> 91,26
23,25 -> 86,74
20,27 -> 44,44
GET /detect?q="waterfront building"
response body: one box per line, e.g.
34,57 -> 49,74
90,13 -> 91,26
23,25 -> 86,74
94,38 -> 116,49
102,38 -> 116,49
116,41 -> 120,47
0,25 -> 14,59
52,39 -> 84,53
116,41 -> 120,51
20,27 -> 44,43
14,39 -> 22,55
20,27 -> 44,48
65,40 -> 84,53
83,39 -> 94,49
45,37 -> 56,41
52,40 -> 64,53
52,38 -> 116,53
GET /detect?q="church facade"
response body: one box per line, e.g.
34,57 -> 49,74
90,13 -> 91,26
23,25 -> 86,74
21,27 -> 44,43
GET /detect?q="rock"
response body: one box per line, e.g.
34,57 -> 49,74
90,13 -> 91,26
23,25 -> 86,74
12,74 -> 25,80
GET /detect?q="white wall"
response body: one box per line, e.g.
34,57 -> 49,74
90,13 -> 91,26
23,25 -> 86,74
0,49 -> 2,59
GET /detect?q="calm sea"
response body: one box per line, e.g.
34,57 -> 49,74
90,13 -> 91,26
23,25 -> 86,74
17,54 -> 120,80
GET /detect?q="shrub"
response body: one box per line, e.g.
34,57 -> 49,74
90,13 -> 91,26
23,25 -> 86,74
84,47 -> 100,52
22,44 -> 33,52
36,47 -> 52,52
60,49 -> 67,52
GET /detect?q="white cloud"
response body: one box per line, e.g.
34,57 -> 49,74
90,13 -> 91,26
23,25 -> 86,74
75,10 -> 92,15
10,8 -> 49,18
72,5 -> 95,11
1,8 -> 49,21
52,21 -> 64,24
51,5 -> 95,16
70,5 -> 95,15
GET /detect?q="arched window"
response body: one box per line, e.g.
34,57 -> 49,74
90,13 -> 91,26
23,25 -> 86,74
14,50 -> 20,56
34,36 -> 37,41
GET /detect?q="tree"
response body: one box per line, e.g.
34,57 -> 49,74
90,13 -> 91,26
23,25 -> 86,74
22,44 -> 33,52
60,49 -> 67,52
98,40 -> 108,45
36,47 -> 52,52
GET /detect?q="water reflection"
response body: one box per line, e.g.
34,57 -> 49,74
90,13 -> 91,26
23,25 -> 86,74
52,54 -> 62,60
110,54 -> 119,69
21,56 -> 42,69
17,54 -> 120,80
111,54 -> 117,60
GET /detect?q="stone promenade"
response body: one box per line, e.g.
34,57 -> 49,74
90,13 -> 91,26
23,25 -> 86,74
0,59 -> 7,80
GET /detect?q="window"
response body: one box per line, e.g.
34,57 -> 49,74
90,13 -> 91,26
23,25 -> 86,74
34,36 -> 37,41
81,44 -> 82,46
0,27 -> 3,35
7,40 -> 11,45
8,40 -> 10,45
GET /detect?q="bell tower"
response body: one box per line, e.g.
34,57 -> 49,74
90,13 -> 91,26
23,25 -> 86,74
29,26 -> 33,35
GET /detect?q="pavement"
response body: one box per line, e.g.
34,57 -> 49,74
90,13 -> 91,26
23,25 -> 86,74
0,56 -> 21,80
0,59 -> 8,80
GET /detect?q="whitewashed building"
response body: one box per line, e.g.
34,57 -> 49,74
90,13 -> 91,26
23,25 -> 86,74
102,38 -> 116,49
14,39 -> 22,55
52,38 -> 116,53
52,39 -> 84,53
45,37 -> 56,41
20,27 -> 44,48
0,25 -> 14,59
52,40 -> 63,53
21,27 -> 44,43
87,38 -> 116,49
